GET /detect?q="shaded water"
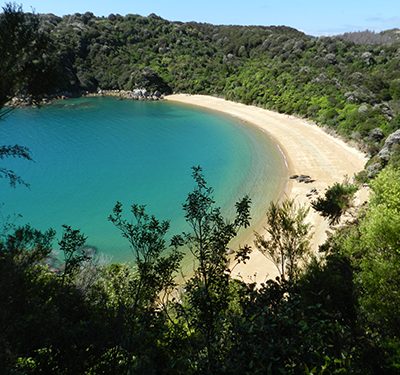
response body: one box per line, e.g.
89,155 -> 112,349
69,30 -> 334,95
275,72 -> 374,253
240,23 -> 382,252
0,97 -> 286,261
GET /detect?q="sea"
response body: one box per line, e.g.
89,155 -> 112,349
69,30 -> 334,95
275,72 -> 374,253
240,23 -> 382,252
0,97 -> 287,262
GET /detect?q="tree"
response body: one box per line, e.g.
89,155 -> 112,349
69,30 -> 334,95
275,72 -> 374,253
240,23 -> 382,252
338,166 -> 400,372
0,2 -> 58,109
108,202 -> 183,313
311,181 -> 358,225
59,225 -> 89,286
172,166 -> 252,374
108,201 -> 184,372
0,3 -> 37,186
255,198 -> 312,282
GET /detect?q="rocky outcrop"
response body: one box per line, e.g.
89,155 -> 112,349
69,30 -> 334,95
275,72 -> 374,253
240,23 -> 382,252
90,89 -> 164,101
378,129 -> 400,161
6,92 -> 74,107
6,88 -> 164,108
366,129 -> 400,177
368,128 -> 385,142
366,162 -> 383,178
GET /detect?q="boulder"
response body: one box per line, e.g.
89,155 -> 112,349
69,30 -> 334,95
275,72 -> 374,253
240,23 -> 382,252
366,162 -> 383,178
368,128 -> 385,142
378,148 -> 391,162
378,129 -> 400,160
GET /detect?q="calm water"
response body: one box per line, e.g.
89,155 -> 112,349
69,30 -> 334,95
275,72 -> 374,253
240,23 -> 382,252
0,97 -> 286,261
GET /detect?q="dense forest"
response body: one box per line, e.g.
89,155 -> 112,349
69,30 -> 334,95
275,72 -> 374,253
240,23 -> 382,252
1,3 -> 400,374
2,5 -> 400,155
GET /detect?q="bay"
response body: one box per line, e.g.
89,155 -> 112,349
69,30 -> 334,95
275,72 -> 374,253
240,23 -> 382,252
0,97 -> 287,262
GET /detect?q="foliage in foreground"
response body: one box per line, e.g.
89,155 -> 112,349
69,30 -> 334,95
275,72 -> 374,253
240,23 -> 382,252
1,167 -> 399,374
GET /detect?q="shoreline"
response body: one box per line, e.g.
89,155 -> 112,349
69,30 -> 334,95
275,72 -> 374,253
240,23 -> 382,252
5,88 -> 164,107
165,94 -> 368,284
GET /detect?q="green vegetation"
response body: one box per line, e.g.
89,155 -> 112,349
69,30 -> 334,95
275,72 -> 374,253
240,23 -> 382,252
1,3 -> 400,374
312,181 -> 358,225
255,199 -> 311,281
322,166 -> 400,373
1,166 -> 399,374
2,5 -> 400,151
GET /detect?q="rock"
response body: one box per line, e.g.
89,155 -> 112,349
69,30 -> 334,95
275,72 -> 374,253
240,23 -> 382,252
378,148 -> 391,162
290,174 -> 315,183
366,162 -> 383,178
297,174 -> 311,183
368,128 -> 385,142
373,103 -> 393,120
378,129 -> 400,160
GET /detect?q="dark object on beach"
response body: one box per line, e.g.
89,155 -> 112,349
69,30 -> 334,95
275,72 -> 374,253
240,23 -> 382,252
290,174 -> 315,183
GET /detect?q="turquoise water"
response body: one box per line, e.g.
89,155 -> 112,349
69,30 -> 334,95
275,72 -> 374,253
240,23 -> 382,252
0,97 -> 286,262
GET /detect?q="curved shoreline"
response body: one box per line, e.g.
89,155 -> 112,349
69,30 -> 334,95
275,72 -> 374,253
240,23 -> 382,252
165,94 -> 368,283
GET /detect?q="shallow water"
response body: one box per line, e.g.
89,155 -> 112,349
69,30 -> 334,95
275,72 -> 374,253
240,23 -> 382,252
0,97 -> 286,262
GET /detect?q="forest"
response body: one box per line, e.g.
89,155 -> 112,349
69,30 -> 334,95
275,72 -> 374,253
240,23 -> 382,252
1,3 -> 400,374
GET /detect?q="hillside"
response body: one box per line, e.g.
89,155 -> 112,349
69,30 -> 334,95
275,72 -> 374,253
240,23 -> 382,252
2,10 -> 400,157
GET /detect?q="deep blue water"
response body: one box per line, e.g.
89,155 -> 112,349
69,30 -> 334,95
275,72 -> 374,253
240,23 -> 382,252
0,97 -> 286,261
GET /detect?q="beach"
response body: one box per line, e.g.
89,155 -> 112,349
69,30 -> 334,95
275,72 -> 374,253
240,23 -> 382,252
165,94 -> 368,284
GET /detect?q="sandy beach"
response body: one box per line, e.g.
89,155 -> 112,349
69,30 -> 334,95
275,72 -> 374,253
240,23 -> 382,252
165,94 -> 368,284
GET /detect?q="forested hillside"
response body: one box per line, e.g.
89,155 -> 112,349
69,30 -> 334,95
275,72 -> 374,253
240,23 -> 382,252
1,4 -> 400,374
3,9 -> 400,153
